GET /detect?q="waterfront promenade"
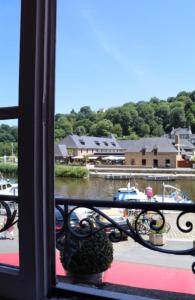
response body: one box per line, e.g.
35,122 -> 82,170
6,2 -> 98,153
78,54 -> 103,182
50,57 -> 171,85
90,167 -> 195,180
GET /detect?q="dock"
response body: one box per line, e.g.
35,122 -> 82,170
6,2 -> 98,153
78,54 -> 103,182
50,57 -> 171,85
90,167 -> 195,180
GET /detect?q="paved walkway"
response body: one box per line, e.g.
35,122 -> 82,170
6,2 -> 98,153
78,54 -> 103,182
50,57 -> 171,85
165,212 -> 195,241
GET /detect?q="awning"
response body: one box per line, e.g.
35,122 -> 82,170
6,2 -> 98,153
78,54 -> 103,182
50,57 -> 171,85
101,156 -> 125,160
72,155 -> 84,159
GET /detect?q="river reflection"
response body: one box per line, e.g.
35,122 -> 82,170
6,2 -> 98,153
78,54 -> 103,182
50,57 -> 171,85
55,177 -> 195,202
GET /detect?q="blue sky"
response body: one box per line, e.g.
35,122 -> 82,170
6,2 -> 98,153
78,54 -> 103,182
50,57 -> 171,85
1,1 -> 195,115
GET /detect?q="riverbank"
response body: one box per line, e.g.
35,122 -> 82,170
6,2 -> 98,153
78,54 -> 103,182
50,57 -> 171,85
0,163 -> 89,179
90,167 -> 195,180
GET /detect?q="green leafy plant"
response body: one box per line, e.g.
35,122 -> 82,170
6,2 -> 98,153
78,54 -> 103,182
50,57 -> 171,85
150,219 -> 171,234
60,230 -> 113,275
55,165 -> 89,178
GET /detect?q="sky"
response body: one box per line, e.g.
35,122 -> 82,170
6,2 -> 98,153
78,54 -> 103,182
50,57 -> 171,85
1,1 -> 195,116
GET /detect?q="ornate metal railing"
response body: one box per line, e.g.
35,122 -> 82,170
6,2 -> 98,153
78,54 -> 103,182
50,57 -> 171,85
56,197 -> 195,273
0,195 -> 18,237
0,194 -> 195,273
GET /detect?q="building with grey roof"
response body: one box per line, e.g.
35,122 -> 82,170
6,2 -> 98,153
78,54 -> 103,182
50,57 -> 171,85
60,134 -> 123,157
124,137 -> 180,168
169,127 -> 192,139
54,144 -> 68,162
164,126 -> 195,157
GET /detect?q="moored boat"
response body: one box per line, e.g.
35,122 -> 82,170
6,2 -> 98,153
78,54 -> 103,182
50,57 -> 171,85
113,180 -> 148,202
0,179 -> 18,196
113,181 -> 192,204
146,175 -> 176,181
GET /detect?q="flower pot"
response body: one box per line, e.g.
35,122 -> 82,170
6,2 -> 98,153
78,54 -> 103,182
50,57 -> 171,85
67,271 -> 103,285
149,233 -> 166,246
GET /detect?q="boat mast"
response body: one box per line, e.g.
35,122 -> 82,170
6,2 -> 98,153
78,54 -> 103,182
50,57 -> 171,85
162,182 -> 165,202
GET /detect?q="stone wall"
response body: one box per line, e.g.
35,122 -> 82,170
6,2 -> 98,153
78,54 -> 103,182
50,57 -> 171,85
125,152 -> 179,168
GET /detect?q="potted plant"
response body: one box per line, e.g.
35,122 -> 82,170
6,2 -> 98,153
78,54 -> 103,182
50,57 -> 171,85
149,219 -> 170,246
60,229 -> 113,285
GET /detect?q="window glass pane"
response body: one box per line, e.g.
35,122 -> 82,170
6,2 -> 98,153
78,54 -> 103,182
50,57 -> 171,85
0,2 -> 20,107
55,0 -> 195,297
0,120 -> 19,267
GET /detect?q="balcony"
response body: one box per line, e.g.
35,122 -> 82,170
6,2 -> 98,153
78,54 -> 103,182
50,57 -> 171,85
0,195 -> 195,299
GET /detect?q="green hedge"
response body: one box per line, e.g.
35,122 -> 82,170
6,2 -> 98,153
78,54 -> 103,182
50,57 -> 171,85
55,165 -> 89,178
0,163 -> 89,179
0,163 -> 18,176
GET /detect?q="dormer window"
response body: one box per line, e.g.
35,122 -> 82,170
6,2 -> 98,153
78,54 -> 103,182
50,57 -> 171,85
153,145 -> 158,156
94,140 -> 100,146
111,142 -> 116,146
141,146 -> 146,155
79,139 -> 85,145
103,141 -> 108,146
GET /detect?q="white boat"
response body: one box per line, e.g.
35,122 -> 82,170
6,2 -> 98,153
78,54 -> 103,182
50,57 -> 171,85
113,181 -> 148,202
0,179 -> 18,196
146,175 -> 176,181
113,181 -> 192,204
152,183 -> 192,204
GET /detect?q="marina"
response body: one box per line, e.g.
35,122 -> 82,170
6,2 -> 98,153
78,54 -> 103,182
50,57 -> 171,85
55,176 -> 195,203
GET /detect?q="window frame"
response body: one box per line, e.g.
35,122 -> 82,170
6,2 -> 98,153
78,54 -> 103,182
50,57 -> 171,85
0,1 -> 56,299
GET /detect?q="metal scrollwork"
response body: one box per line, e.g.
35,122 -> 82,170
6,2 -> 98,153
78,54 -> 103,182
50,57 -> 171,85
177,211 -> 193,233
55,198 -> 195,273
0,201 -> 18,233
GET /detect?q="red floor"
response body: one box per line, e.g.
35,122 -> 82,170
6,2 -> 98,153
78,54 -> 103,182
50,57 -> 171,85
0,252 -> 195,295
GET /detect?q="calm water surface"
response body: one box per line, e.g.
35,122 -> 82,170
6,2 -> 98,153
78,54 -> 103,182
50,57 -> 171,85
55,177 -> 195,202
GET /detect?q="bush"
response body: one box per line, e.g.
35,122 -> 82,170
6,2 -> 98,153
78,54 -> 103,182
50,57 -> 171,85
55,165 -> 89,178
0,163 -> 18,176
60,230 -> 113,275
0,163 -> 89,179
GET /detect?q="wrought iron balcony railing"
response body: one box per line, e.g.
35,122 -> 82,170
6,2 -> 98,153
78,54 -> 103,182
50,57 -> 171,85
55,197 -> 195,274
0,194 -> 195,273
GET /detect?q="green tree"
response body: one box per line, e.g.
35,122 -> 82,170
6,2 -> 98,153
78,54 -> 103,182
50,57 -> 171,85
151,124 -> 164,136
128,132 -> 139,140
170,107 -> 186,128
113,123 -> 122,137
89,119 -> 113,137
75,126 -> 86,136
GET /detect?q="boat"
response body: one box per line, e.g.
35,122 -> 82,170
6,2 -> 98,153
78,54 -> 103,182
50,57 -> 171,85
113,181 -> 192,204
152,183 -> 192,204
0,179 -> 18,196
113,180 -> 148,202
146,175 -> 176,181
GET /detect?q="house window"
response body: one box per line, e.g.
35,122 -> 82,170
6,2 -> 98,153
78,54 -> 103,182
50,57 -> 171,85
142,148 -> 146,155
142,159 -> 146,166
154,148 -> 158,156
165,159 -> 170,167
153,159 -> 158,167
94,140 -> 100,146
131,159 -> 135,165
79,139 -> 85,145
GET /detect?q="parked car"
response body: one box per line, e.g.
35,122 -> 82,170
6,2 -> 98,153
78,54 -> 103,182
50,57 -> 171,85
89,207 -> 129,241
55,205 -> 80,250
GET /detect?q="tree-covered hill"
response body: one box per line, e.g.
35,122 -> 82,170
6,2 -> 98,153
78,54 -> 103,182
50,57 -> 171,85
55,90 -> 195,141
1,90 -> 195,146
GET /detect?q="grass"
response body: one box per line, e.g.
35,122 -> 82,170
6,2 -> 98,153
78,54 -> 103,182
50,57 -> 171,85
55,165 -> 89,178
0,163 -> 89,179
0,163 -> 18,176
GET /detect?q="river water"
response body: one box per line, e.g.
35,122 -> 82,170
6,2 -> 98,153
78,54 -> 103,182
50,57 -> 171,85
55,177 -> 195,202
